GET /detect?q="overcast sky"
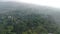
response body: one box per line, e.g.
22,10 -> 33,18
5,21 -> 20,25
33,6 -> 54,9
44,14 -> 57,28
0,0 -> 60,8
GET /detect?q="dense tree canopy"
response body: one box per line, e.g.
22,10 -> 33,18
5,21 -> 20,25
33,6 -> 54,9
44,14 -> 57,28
0,11 -> 58,34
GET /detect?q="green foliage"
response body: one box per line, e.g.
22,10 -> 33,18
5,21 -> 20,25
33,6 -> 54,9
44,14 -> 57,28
0,11 -> 58,34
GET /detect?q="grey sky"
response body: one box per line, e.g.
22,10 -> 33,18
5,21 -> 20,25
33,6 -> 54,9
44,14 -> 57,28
0,0 -> 15,1
0,0 -> 60,8
0,0 -> 9,1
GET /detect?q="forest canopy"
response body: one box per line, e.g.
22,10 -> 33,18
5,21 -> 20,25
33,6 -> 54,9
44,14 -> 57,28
0,2 -> 60,34
0,10 -> 58,34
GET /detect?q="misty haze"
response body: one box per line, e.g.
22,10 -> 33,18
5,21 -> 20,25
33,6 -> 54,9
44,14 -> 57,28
0,0 -> 60,34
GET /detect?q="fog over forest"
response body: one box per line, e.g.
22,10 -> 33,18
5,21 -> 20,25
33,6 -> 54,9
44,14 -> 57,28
0,2 -> 60,25
0,1 -> 60,34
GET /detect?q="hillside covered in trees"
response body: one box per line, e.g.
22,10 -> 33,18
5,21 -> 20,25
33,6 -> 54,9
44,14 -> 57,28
0,2 -> 60,34
0,10 -> 59,34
